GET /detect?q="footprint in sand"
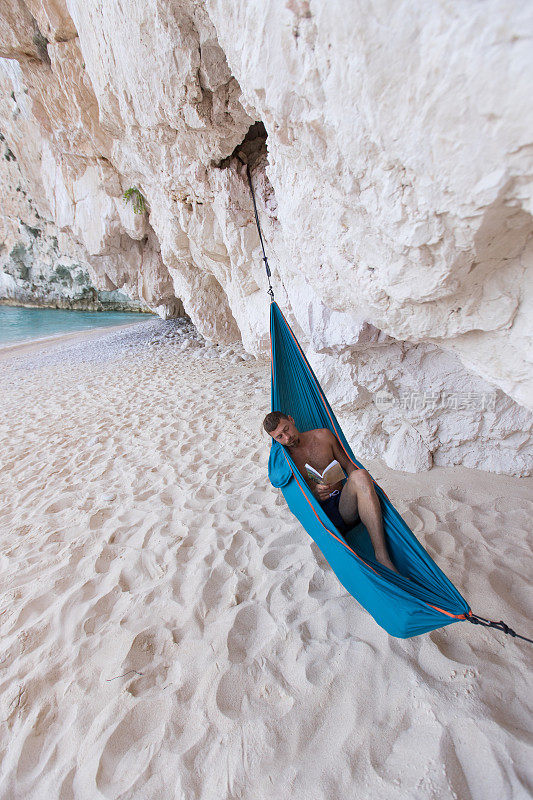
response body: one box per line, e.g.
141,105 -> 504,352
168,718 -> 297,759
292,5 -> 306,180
262,545 -> 301,571
159,488 -> 177,507
95,698 -> 168,796
88,508 -> 114,531
94,545 -> 116,574
136,488 -> 159,502
201,564 -> 234,607
223,530 -> 253,569
16,699 -> 58,782
402,504 -> 423,532
44,495 -> 74,515
215,661 -> 294,721
196,485 -> 217,501
424,528 -> 457,558
83,588 -> 121,635
226,605 -> 278,664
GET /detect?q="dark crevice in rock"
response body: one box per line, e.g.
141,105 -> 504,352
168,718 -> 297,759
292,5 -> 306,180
31,19 -> 51,66
214,120 -> 278,220
213,121 -> 268,171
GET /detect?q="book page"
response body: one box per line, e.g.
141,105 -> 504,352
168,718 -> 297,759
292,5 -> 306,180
322,460 -> 345,485
304,463 -> 322,481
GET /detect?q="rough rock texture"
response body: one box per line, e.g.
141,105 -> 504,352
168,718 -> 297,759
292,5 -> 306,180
0,0 -> 531,474
0,142 -> 150,312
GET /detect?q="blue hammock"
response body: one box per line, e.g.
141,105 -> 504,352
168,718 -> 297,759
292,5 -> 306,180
268,300 -> 471,638
242,160 -> 529,644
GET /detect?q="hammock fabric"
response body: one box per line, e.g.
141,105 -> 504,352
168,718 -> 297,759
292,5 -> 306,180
268,300 -> 471,638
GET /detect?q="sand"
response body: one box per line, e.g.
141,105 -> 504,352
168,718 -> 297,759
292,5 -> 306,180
0,319 -> 531,800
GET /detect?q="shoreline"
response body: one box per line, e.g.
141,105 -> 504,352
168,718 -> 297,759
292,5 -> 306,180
0,297 -> 153,313
0,320 -> 153,361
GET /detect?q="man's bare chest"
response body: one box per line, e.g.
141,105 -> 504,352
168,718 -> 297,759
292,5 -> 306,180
291,435 -> 335,476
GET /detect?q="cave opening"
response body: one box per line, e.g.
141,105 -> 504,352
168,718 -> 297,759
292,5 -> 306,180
215,121 -> 268,173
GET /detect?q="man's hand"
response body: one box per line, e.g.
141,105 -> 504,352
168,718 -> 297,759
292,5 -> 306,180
313,482 -> 331,502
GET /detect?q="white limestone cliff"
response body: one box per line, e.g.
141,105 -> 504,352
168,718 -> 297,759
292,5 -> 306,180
0,0 -> 531,474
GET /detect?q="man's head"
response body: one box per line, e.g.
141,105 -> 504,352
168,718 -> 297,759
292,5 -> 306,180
263,411 -> 300,447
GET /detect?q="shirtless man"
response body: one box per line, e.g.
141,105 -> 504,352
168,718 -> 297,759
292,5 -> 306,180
264,411 -> 398,573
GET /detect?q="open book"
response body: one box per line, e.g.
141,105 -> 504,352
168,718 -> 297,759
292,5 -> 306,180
305,459 -> 345,486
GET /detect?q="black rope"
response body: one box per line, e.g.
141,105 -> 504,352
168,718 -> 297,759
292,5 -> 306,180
244,162 -> 274,302
466,612 -> 533,644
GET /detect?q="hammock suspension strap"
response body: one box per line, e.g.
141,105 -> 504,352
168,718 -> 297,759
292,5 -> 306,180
466,612 -> 533,644
243,160 -> 274,301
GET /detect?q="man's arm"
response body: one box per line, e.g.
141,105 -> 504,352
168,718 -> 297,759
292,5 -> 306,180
323,429 -> 357,477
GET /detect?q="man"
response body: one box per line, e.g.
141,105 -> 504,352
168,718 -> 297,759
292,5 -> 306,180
264,411 -> 398,572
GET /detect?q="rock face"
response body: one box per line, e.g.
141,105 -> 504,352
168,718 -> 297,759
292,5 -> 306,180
0,0 -> 531,474
0,208 -> 152,313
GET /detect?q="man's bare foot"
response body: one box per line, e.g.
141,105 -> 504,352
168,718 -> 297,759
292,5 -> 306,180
375,551 -> 399,573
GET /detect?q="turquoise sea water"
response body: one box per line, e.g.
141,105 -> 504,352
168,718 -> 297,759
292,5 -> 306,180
0,306 -> 156,346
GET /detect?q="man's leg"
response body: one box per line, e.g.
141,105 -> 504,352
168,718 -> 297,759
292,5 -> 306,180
338,470 -> 398,573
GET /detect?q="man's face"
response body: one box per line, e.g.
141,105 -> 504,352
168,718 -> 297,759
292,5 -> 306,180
270,416 -> 300,447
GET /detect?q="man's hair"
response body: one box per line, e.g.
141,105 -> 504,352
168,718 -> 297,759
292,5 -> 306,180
263,411 -> 290,434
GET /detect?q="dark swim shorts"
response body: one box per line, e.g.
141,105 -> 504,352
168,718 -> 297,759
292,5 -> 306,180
318,489 -> 358,535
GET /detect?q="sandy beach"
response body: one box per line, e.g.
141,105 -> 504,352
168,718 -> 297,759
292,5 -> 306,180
0,319 -> 531,800
0,321 -> 148,361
